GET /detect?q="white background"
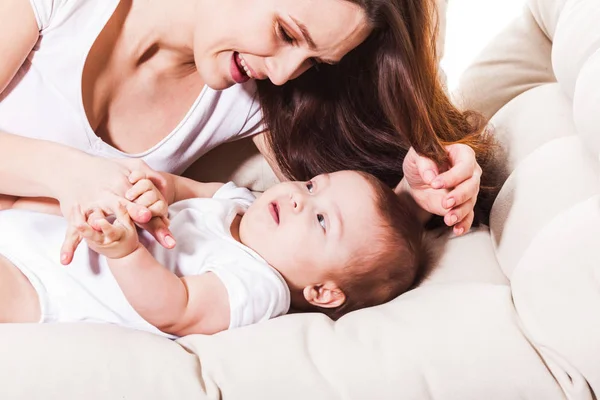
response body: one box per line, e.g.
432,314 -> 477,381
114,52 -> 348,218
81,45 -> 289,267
442,0 -> 526,91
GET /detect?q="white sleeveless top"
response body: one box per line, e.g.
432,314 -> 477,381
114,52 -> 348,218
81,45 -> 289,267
0,0 -> 263,174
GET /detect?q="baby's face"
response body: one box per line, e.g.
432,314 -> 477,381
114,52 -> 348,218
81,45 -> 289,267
239,171 -> 381,290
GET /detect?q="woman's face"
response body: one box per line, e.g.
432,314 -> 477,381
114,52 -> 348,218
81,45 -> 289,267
193,0 -> 372,90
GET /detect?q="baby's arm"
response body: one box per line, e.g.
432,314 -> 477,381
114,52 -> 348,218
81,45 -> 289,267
108,247 -> 230,336
79,203 -> 230,336
128,171 -> 224,207
168,174 -> 224,203
0,194 -> 17,210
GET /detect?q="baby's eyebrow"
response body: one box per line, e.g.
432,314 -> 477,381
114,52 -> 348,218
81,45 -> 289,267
333,203 -> 344,240
319,173 -> 332,188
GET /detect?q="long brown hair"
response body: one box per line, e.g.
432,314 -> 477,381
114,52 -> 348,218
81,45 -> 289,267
257,0 -> 501,225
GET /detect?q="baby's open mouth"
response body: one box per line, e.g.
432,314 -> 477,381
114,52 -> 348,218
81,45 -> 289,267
269,202 -> 280,224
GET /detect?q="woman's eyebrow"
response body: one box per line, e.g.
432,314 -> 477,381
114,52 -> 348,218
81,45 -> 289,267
289,17 -> 317,49
289,16 -> 339,65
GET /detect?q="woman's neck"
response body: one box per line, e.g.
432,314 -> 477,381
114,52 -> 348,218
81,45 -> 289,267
122,0 -> 198,71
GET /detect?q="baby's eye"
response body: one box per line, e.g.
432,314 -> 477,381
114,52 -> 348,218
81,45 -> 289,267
317,214 -> 326,231
306,181 -> 314,193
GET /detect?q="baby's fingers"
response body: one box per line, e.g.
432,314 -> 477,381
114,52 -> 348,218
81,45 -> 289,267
97,218 -> 125,243
125,179 -> 153,202
147,199 -> 168,218
128,170 -> 147,185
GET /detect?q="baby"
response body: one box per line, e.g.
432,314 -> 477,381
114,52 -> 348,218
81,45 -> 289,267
0,171 -> 429,338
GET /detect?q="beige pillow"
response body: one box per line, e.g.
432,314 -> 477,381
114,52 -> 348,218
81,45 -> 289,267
453,6 -> 556,121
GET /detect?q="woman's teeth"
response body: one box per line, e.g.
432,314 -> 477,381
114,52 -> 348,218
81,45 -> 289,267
238,55 -> 254,79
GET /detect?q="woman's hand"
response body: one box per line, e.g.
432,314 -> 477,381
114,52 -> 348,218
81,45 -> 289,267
398,144 -> 482,235
57,155 -> 173,265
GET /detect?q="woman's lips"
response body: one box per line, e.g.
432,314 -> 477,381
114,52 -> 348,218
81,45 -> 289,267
269,202 -> 280,225
231,52 -> 250,84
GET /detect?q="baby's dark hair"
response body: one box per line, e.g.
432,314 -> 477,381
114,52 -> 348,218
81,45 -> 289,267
310,172 -> 430,320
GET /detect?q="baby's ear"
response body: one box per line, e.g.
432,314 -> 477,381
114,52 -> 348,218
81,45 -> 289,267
303,282 -> 346,309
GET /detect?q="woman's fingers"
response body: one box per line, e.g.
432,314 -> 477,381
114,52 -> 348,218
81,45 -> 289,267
123,201 -> 152,224
453,210 -> 475,236
414,150 -> 440,185
444,197 -> 475,228
433,144 -> 480,189
443,174 -> 480,210
60,226 -> 81,265
60,205 -> 87,265
139,216 -> 176,249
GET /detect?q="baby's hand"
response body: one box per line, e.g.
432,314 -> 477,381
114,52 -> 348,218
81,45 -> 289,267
125,171 -> 170,218
76,204 -> 140,259
125,170 -> 176,248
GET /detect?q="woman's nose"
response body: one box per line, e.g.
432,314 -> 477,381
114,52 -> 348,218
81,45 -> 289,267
265,52 -> 311,86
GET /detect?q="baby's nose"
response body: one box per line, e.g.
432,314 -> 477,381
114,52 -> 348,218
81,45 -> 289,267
291,193 -> 304,212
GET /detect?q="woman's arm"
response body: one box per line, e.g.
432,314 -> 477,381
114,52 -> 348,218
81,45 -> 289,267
0,0 -> 38,95
0,137 -> 174,263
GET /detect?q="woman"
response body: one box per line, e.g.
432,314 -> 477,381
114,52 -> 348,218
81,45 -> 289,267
0,0 -> 493,264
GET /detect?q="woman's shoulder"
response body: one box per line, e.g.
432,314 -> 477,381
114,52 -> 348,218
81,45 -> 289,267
30,0 -> 116,32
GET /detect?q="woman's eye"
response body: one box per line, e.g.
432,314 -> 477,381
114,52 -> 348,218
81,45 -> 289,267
317,214 -> 326,231
306,181 -> 314,193
278,24 -> 294,43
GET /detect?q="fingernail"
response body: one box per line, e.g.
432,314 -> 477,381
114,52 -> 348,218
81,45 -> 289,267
448,214 -> 458,225
445,198 -> 455,209
432,179 -> 444,189
164,235 -> 176,248
61,253 -> 68,263
423,170 -> 436,184
138,209 -> 149,218
125,191 -> 134,200
455,227 -> 464,236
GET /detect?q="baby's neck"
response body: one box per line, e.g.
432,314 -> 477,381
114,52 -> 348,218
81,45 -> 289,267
229,214 -> 243,244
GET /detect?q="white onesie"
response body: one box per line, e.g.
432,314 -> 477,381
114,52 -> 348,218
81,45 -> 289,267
0,183 -> 290,338
0,0 -> 263,175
